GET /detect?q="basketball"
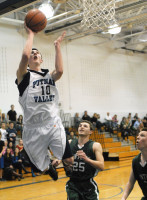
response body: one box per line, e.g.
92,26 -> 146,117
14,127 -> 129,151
25,9 -> 47,32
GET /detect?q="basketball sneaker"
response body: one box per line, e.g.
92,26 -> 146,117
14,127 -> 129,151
47,163 -> 58,181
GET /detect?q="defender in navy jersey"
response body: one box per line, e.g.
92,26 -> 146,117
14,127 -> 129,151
65,120 -> 104,200
16,24 -> 73,179
122,128 -> 147,200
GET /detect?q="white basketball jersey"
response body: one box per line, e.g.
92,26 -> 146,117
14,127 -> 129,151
18,69 -> 59,126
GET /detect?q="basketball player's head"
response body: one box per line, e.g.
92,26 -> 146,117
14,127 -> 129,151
28,48 -> 43,69
78,120 -> 93,136
136,127 -> 147,151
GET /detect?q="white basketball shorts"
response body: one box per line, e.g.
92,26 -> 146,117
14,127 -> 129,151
22,117 -> 66,171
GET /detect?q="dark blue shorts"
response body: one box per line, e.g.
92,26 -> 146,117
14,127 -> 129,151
0,156 -> 4,169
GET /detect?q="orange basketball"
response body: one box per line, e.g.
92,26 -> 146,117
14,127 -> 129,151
25,9 -> 47,32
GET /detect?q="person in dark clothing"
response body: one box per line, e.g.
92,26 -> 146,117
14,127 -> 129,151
133,113 -> 139,120
6,122 -> 17,147
82,111 -> 91,122
91,113 -> 98,130
16,115 -> 23,137
120,117 -> 129,142
143,114 -> 147,127
122,128 -> 147,200
3,148 -> 22,181
96,114 -> 104,132
7,105 -> 17,126
65,120 -> 104,200
12,147 -> 23,175
0,131 -> 5,181
13,147 -> 29,175
74,113 -> 81,131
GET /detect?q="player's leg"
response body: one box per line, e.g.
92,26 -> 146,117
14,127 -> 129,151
66,181 -> 81,200
22,126 -> 51,171
49,120 -> 73,166
84,179 -> 99,200
47,137 -> 73,180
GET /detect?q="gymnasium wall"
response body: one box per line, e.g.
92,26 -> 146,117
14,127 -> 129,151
0,24 -> 147,122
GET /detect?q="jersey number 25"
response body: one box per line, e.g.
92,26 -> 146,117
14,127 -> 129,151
73,161 -> 85,172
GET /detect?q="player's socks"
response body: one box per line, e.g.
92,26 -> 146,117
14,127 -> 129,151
47,163 -> 58,181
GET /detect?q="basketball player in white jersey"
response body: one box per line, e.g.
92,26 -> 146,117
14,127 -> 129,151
15,25 -> 73,180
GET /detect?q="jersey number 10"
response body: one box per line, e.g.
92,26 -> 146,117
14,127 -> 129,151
41,86 -> 50,95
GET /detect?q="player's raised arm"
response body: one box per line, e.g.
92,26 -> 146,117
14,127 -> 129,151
17,25 -> 35,84
51,31 -> 66,82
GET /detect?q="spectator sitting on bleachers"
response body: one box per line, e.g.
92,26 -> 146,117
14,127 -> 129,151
131,113 -> 138,128
6,122 -> 17,147
0,131 -> 5,181
105,112 -> 113,135
96,114 -> 104,132
91,113 -> 98,130
82,111 -> 91,122
16,139 -> 24,152
74,113 -> 81,131
142,114 -> 147,127
133,118 -> 144,134
0,122 -> 8,141
16,139 -> 30,174
120,117 -> 129,142
3,148 -> 22,181
0,113 -> 8,128
125,118 -> 132,136
68,131 -> 77,141
127,116 -> 132,128
127,112 -> 132,119
8,142 -> 14,156
133,113 -> 139,120
2,140 -> 8,156
143,113 -> 147,121
112,114 -> 119,129
12,147 -> 23,175
105,112 -> 112,128
16,115 -> 23,137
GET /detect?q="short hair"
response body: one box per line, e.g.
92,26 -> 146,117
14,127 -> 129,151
9,121 -> 14,125
28,48 -> 42,68
142,127 -> 147,132
79,120 -> 93,130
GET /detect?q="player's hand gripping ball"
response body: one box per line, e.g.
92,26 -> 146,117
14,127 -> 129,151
25,9 -> 47,32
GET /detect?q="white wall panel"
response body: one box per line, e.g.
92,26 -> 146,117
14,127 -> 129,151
0,24 -> 147,122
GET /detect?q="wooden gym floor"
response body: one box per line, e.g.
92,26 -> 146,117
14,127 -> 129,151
0,160 -> 142,200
